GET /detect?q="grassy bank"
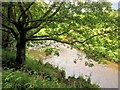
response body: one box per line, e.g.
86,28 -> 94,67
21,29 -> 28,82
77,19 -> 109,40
2,49 -> 99,89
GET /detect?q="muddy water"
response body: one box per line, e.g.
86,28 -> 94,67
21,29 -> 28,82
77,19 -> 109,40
41,43 -> 119,88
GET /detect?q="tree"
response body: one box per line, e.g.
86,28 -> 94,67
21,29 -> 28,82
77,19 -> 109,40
1,2 -> 67,66
1,1 -> 118,66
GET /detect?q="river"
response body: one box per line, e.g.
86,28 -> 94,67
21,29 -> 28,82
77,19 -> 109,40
30,42 -> 119,88
38,42 -> 119,88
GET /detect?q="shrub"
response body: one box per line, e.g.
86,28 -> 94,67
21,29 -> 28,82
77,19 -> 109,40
2,49 -> 16,68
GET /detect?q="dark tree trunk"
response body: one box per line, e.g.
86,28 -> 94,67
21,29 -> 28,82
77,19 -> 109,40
16,32 -> 26,67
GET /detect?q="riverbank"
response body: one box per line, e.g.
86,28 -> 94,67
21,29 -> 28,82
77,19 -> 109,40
2,49 -> 99,89
28,43 -> 119,88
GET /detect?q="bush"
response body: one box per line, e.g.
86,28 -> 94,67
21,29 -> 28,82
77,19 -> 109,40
2,69 -> 99,89
2,49 -> 16,68
2,49 -> 16,62
2,69 -> 30,89
2,69 -> 67,89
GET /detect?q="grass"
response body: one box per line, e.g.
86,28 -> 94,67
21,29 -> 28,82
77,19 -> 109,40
2,49 -> 99,89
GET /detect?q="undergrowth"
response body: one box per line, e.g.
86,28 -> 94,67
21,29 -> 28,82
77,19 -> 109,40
2,49 -> 99,89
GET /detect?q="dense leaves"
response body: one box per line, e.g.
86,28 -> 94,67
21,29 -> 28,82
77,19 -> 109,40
1,1 -> 118,89
1,1 -> 118,64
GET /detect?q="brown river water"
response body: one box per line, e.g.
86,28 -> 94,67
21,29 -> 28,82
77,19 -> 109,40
30,43 -> 119,88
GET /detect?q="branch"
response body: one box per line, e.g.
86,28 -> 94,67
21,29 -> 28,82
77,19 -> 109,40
1,12 -> 16,24
24,18 -> 68,32
21,18 -> 67,23
22,2 -> 64,24
30,35 -> 49,38
28,29 -> 70,40
0,28 -> 11,33
24,19 -> 67,31
48,2 -> 63,18
39,3 -> 56,19
27,29 -> 118,45
74,29 -> 118,44
25,22 -> 42,31
84,34 -> 102,43
1,23 -> 18,40
27,23 -> 46,39
37,30 -> 69,38
18,2 -> 35,22
25,2 -> 56,26
8,2 -> 12,21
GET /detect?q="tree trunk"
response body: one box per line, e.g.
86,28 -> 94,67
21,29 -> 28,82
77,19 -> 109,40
16,33 -> 26,67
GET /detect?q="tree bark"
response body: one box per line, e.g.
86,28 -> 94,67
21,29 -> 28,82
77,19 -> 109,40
16,32 -> 26,67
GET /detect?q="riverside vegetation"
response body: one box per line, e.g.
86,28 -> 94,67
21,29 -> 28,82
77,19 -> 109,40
2,49 -> 99,89
1,1 -> 119,89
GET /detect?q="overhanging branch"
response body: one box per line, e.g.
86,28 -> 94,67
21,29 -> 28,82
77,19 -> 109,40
74,29 -> 118,44
26,29 -> 118,45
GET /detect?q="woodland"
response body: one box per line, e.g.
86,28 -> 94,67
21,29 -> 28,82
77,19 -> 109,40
1,1 -> 119,89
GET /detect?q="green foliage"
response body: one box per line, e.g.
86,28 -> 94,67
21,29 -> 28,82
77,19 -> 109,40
44,46 -> 54,56
2,49 -> 99,89
2,1 -> 118,64
2,69 -> 99,89
24,56 -> 65,82
2,49 -> 16,68
2,70 -> 79,89
78,32 -> 118,63
40,46 -> 59,56
2,1 -> 118,88
2,70 -> 30,89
